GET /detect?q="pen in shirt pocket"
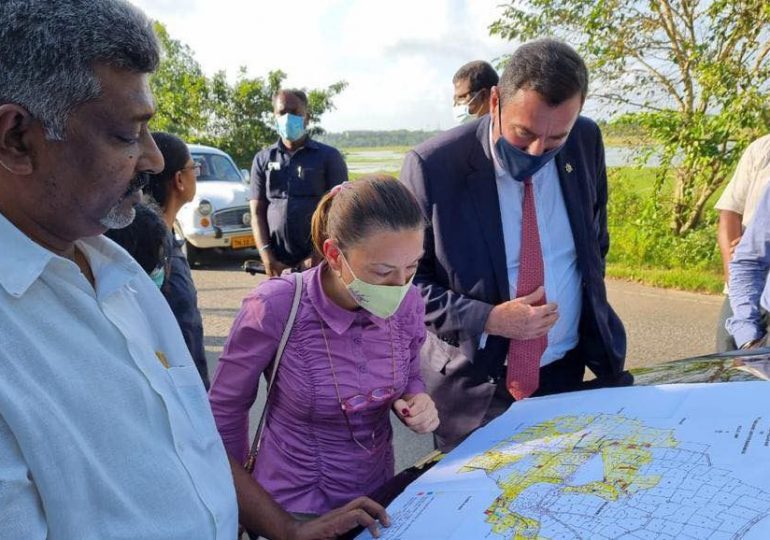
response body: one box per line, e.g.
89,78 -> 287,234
155,351 -> 170,369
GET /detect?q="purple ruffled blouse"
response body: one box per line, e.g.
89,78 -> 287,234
208,263 -> 426,514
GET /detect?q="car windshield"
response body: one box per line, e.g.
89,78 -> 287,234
191,152 -> 241,182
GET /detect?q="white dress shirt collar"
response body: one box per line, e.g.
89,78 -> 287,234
0,211 -> 141,299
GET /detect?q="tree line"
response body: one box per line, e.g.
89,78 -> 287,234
151,1 -> 770,241
316,130 -> 441,148
149,23 -> 345,169
491,0 -> 770,236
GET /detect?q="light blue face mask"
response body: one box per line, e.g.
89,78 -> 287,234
275,113 -> 306,142
149,265 -> 165,289
453,90 -> 483,124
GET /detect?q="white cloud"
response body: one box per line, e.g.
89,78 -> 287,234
130,0 -> 514,131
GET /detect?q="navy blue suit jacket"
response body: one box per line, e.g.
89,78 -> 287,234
401,115 -> 628,445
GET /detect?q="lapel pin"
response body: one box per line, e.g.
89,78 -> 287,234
565,163 -> 574,173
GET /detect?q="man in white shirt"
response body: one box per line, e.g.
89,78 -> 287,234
714,134 -> 770,351
0,2 -> 386,539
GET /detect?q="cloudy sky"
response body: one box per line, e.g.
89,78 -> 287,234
129,0 -> 517,132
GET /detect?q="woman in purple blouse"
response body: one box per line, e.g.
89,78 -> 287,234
209,175 -> 439,517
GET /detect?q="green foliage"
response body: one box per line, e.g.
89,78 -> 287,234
202,69 -> 347,167
491,0 -> 770,235
148,23 -> 345,168
605,264 -> 723,294
596,120 -> 648,146
606,167 -> 723,292
149,23 -> 210,140
202,68 -> 283,168
306,81 -> 349,137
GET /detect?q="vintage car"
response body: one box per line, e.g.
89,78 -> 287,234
175,144 -> 254,265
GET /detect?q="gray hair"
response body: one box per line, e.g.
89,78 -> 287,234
0,0 -> 160,140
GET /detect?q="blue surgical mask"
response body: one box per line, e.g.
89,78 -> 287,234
494,106 -> 564,181
275,113 -> 306,142
453,103 -> 473,125
149,265 -> 165,289
453,90 -> 482,125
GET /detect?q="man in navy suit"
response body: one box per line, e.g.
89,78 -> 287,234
401,39 -> 630,451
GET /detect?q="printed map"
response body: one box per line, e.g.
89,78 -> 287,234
359,382 -> 770,539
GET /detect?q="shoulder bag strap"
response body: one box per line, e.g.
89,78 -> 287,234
243,272 -> 303,473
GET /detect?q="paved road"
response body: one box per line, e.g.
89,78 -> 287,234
193,252 -> 724,472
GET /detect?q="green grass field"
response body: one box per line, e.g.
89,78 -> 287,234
605,265 -> 722,294
341,145 -> 413,154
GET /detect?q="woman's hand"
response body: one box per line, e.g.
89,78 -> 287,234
393,393 -> 439,434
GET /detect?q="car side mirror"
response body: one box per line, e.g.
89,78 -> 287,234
241,169 -> 250,184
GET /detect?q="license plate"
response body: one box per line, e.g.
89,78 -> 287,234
231,235 -> 256,250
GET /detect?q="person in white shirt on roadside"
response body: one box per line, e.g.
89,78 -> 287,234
714,134 -> 770,352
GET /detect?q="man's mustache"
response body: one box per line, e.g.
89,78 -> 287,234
124,173 -> 149,196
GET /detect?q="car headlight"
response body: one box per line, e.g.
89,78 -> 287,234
198,200 -> 213,216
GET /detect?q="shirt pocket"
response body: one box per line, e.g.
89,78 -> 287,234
267,168 -> 289,199
167,365 -> 213,436
288,166 -> 326,198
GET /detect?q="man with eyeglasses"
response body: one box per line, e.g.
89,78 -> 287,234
452,60 -> 499,124
0,2 -> 387,539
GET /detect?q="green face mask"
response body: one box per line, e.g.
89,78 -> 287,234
149,265 -> 165,289
340,254 -> 413,319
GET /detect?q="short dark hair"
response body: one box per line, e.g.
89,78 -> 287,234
273,88 -> 309,107
105,203 -> 168,275
452,61 -> 499,92
498,39 -> 588,106
146,132 -> 191,208
311,175 -> 424,254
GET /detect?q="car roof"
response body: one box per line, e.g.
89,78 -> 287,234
187,143 -> 230,157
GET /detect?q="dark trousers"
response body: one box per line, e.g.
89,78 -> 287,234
479,352 -> 586,427
436,352 -> 586,452
716,296 -> 737,353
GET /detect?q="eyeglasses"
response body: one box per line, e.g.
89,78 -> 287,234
453,89 -> 483,107
341,387 -> 396,412
181,163 -> 201,177
318,316 -> 397,454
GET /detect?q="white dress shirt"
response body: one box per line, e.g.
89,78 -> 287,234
0,212 -> 237,539
488,126 -> 583,366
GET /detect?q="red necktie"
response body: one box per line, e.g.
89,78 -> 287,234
506,177 -> 547,400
